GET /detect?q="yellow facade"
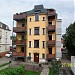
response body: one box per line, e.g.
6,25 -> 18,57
26,14 -> 56,60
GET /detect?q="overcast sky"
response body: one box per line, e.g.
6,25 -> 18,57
0,0 -> 74,35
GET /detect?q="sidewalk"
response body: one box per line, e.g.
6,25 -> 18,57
40,65 -> 49,75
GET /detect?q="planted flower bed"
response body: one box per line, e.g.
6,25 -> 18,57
0,65 -> 40,75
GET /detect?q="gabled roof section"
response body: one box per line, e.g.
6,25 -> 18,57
0,22 -> 11,31
27,5 -> 47,15
34,5 -> 44,10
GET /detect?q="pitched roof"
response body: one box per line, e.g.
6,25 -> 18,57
27,5 -> 47,15
0,22 -> 11,31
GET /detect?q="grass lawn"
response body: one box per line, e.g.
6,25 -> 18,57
24,70 -> 40,75
0,67 -> 40,75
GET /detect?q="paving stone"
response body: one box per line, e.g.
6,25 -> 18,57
40,65 -> 49,75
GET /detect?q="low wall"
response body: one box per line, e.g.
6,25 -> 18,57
71,56 -> 75,74
0,51 -> 8,57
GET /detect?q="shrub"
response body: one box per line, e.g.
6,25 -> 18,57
0,65 -> 25,75
49,59 -> 62,75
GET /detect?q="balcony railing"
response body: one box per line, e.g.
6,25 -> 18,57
13,27 -> 27,33
13,40 -> 26,45
13,51 -> 25,57
13,13 -> 27,21
48,25 -> 55,32
46,54 -> 55,59
47,40 -> 55,47
47,9 -> 56,16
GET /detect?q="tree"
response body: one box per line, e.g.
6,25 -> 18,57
63,22 -> 75,57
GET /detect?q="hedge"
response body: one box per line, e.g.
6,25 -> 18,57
0,65 -> 25,75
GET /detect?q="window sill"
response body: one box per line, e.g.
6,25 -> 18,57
34,34 -> 40,35
42,34 -> 45,35
42,20 -> 45,21
34,47 -> 39,48
35,20 -> 39,22
42,47 -> 45,49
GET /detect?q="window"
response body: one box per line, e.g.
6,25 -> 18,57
0,46 -> 1,51
49,34 -> 52,40
35,13 -> 39,21
0,24 -> 2,27
0,30 -> 2,38
42,28 -> 45,35
49,48 -> 52,54
0,38 -> 1,42
29,53 -> 31,57
49,22 -> 52,25
5,46 -> 7,50
6,26 -> 9,29
42,17 -> 45,21
29,18 -> 31,22
29,29 -> 31,35
21,35 -> 24,40
34,40 -> 39,48
21,47 -> 24,52
29,41 -> 31,48
5,38 -> 7,43
42,54 -> 45,59
42,41 -> 45,48
22,24 -> 25,27
34,27 -> 39,35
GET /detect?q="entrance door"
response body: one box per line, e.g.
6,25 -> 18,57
34,53 -> 39,62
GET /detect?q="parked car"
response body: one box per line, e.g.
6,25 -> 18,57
5,52 -> 12,57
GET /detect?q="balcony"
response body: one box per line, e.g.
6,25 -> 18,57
13,27 -> 27,33
13,13 -> 27,21
13,40 -> 26,45
46,54 -> 55,59
13,51 -> 26,57
48,25 -> 55,32
47,9 -> 56,16
47,40 -> 55,47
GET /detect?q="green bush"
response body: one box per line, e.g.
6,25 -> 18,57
49,59 -> 62,75
0,65 -> 25,75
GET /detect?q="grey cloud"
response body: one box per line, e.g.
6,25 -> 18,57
0,0 -> 74,35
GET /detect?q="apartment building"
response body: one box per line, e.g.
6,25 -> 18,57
13,5 -> 62,63
0,22 -> 11,57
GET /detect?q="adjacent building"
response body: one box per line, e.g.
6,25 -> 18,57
0,22 -> 11,57
13,5 -> 62,63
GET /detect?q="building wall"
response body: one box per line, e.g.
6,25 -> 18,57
71,56 -> 75,75
56,19 -> 62,59
0,28 -> 11,57
27,14 -> 48,62
26,14 -> 56,62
